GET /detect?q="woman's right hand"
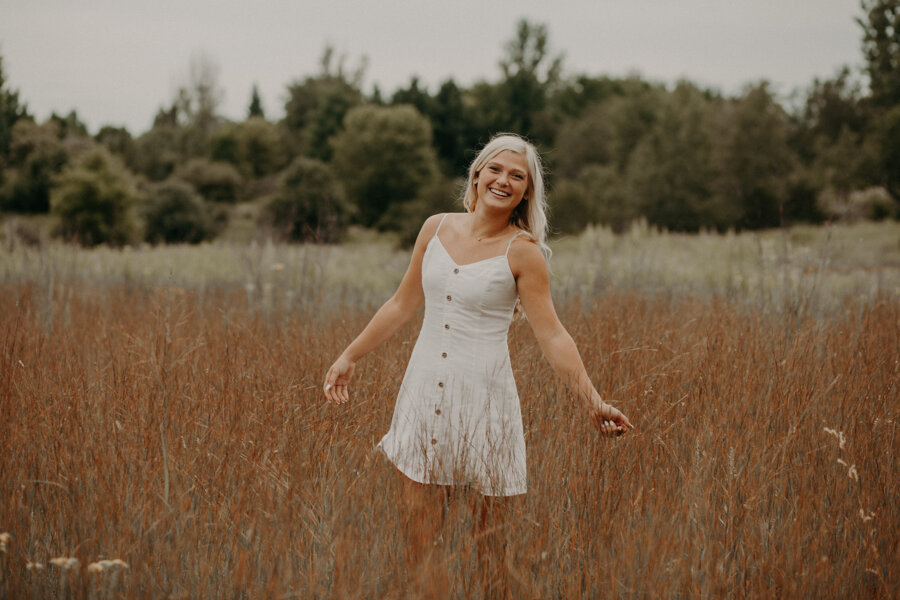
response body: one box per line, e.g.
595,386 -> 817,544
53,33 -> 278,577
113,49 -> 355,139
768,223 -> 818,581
323,355 -> 356,404
590,400 -> 633,437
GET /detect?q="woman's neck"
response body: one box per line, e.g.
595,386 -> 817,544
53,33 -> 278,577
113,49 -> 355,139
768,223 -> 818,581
468,210 -> 512,242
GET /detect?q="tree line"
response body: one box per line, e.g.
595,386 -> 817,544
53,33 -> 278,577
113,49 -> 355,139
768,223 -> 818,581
0,2 -> 898,247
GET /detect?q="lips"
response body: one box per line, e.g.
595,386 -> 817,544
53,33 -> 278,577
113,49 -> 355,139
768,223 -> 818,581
489,187 -> 510,198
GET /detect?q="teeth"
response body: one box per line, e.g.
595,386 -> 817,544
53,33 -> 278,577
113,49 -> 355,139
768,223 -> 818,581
489,188 -> 510,197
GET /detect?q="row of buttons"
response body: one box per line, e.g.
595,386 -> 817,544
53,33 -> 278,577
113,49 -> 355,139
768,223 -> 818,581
432,266 -> 460,446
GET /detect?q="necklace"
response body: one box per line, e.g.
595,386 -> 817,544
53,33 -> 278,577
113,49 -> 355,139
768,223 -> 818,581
473,225 -> 508,243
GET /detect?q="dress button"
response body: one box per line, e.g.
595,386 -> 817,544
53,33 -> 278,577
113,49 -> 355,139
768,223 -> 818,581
441,352 -> 447,358
444,323 -> 450,330
430,438 -> 437,445
435,408 -> 442,415
446,295 -> 452,301
453,268 -> 459,274
438,382 -> 444,388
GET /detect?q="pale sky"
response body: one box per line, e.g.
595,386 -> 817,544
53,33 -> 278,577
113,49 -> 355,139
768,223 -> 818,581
0,0 -> 864,135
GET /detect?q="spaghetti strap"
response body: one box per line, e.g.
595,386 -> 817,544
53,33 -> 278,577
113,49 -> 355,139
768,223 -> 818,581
505,230 -> 528,256
434,213 -> 450,237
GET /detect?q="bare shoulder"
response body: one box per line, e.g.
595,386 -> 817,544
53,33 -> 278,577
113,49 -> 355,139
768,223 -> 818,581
507,234 -> 547,280
414,213 -> 448,248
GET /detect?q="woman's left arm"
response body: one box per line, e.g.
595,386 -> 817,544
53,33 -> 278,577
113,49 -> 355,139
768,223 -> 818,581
511,240 -> 633,436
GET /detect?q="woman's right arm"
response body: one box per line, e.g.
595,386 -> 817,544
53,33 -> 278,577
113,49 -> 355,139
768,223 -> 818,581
322,214 -> 444,404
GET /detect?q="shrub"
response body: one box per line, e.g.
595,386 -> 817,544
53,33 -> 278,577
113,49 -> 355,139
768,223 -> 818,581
380,175 -> 460,247
173,158 -> 243,203
0,120 -> 68,213
143,180 -> 216,244
818,186 -> 897,222
263,157 -> 352,243
51,148 -> 141,246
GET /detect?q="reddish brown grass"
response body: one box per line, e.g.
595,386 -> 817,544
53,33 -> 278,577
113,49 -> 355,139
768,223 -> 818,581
1,283 -> 897,598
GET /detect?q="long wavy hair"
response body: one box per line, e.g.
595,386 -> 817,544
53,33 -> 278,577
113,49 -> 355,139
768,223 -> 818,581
462,133 -> 551,259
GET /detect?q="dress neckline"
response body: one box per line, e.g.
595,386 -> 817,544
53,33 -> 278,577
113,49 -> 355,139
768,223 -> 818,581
433,234 -> 509,268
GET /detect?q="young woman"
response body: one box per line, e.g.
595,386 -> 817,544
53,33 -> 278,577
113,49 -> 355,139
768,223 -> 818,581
323,133 -> 632,594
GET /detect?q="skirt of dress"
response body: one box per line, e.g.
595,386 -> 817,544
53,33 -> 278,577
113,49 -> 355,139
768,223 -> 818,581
377,335 -> 527,497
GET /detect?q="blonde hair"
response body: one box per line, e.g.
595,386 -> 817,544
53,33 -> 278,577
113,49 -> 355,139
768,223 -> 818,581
462,133 -> 551,259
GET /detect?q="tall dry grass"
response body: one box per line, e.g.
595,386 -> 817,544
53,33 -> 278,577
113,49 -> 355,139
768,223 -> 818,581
1,279 -> 897,598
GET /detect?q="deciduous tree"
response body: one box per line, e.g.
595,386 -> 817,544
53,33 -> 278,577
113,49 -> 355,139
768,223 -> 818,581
859,0 -> 900,108
330,104 -> 438,230
282,46 -> 365,161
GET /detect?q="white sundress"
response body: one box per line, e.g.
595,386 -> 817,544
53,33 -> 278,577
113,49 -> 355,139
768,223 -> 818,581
378,214 -> 528,496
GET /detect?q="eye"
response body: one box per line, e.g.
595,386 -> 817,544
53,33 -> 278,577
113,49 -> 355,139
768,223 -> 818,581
512,173 -> 525,180
488,166 -> 500,172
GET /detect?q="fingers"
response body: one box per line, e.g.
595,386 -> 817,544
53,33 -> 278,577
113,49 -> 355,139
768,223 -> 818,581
592,410 -> 633,437
599,419 -> 625,437
324,382 -> 349,404
323,368 -> 340,404
323,367 -> 351,404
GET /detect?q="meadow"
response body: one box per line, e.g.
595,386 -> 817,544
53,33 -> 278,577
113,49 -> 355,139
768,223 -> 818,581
1,220 -> 898,598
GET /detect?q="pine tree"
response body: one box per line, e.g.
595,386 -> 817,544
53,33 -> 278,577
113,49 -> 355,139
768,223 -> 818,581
248,84 -> 265,119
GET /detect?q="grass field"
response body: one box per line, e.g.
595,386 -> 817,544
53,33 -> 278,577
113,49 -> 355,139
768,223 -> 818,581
1,221 -> 898,597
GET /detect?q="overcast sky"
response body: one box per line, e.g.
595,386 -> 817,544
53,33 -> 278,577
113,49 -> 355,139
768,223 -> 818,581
0,0 -> 864,135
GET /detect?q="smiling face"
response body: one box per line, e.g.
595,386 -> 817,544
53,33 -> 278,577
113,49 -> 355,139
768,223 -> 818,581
474,150 -> 530,214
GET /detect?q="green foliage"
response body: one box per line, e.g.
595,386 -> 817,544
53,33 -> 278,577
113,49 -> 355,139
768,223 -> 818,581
282,46 -> 365,161
51,147 -> 141,246
210,117 -> 283,179
48,110 -> 89,139
817,185 -> 896,221
549,75 -> 633,120
790,69 -> 872,219
263,157 -> 352,243
173,158 -> 243,203
330,104 -> 439,230
142,180 -> 216,244
0,53 -> 30,160
484,19 -> 564,144
95,126 -> 137,166
859,0 -> 900,108
551,165 -> 635,234
553,104 -> 615,179
248,84 -> 265,119
381,176 -> 460,246
175,52 -> 224,154
871,104 -> 900,199
431,80 -> 471,175
797,69 -> 867,151
132,125 -> 182,181
628,82 -> 728,231
391,77 -> 434,118
8,18 -> 896,238
712,83 -> 793,229
605,83 -> 667,172
0,119 -> 68,213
